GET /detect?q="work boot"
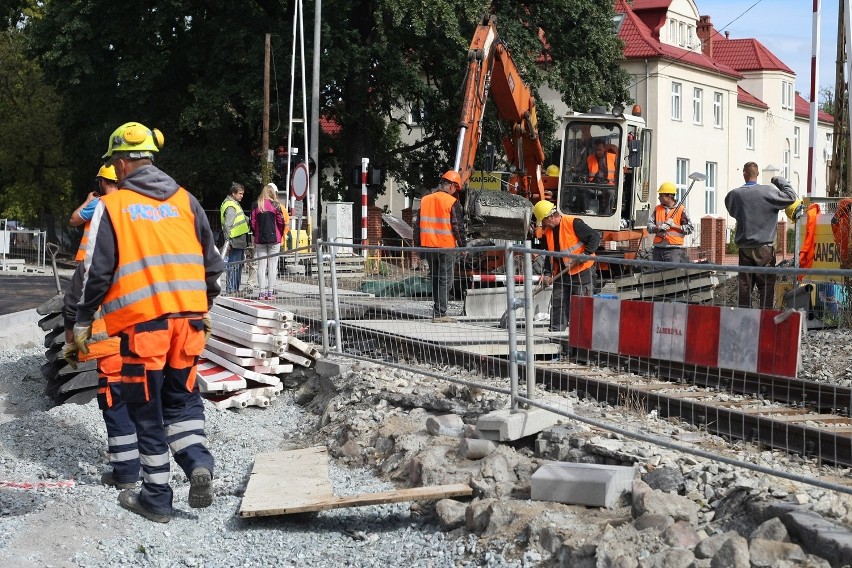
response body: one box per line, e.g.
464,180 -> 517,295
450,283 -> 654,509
118,490 -> 172,523
188,468 -> 213,509
101,471 -> 137,490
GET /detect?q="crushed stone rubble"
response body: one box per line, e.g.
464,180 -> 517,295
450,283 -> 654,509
2,330 -> 852,567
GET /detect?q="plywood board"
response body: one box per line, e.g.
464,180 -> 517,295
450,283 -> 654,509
239,447 -> 472,517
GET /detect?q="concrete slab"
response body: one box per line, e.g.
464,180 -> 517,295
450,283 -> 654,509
476,403 -> 566,441
531,462 -> 637,508
464,286 -> 552,319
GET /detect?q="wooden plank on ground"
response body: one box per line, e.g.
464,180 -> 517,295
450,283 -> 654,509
239,447 -> 473,518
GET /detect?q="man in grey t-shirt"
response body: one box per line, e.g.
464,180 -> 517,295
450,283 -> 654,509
724,162 -> 797,308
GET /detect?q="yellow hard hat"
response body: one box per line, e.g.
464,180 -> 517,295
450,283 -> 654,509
657,182 -> 677,195
533,200 -> 556,222
95,165 -> 117,182
102,122 -> 164,161
785,199 -> 803,220
545,165 -> 560,177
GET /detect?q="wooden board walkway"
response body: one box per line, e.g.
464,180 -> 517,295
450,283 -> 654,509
239,446 -> 472,517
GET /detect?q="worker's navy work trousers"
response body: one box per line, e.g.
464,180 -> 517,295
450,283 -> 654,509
549,269 -> 594,334
119,316 -> 214,516
97,353 -> 140,484
425,250 -> 454,317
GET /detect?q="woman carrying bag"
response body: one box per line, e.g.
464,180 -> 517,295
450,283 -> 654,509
250,183 -> 286,300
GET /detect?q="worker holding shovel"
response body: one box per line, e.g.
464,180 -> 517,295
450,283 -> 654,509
647,181 -> 694,263
532,201 -> 601,355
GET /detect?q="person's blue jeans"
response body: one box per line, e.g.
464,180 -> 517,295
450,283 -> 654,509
225,247 -> 245,293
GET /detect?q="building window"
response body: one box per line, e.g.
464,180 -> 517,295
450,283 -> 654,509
793,126 -> 800,157
705,162 -> 717,215
687,25 -> 694,48
671,82 -> 682,121
713,92 -> 723,128
783,142 -> 790,179
678,22 -> 686,46
746,116 -> 755,149
781,81 -> 794,110
676,158 -> 689,202
669,19 -> 676,43
693,88 -> 703,124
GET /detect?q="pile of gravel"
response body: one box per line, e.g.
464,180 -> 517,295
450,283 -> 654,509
0,347 -> 522,568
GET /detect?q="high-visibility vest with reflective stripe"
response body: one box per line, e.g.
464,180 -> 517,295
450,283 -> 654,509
653,205 -> 686,246
419,190 -> 457,248
587,152 -> 617,184
78,316 -> 120,362
75,222 -> 91,261
100,188 -> 208,335
219,198 -> 249,238
545,215 -> 595,276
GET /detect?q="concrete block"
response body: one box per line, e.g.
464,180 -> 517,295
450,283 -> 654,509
426,414 -> 464,437
458,438 -> 497,460
314,357 -> 351,378
531,462 -> 636,508
476,404 -> 565,441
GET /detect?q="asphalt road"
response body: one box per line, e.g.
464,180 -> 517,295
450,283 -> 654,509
0,275 -> 69,315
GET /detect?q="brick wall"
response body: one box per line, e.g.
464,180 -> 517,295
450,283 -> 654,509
699,216 -> 726,264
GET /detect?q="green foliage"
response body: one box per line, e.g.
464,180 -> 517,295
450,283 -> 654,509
13,0 -> 630,215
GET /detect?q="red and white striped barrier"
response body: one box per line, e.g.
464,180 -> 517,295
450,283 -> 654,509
569,297 -> 802,378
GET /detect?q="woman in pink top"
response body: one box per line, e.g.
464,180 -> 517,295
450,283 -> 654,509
249,183 -> 286,300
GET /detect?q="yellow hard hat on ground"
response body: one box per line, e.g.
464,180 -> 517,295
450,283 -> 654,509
96,165 -> 117,182
102,122 -> 164,161
657,182 -> 677,195
533,200 -> 556,222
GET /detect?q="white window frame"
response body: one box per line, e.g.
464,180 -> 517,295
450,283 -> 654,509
675,158 -> 689,203
671,82 -> 682,121
669,19 -> 676,44
781,81 -> 794,110
705,162 -> 717,215
746,116 -> 755,149
793,126 -> 800,157
713,92 -> 723,128
678,22 -> 685,46
782,142 -> 790,180
687,25 -> 694,48
693,88 -> 703,125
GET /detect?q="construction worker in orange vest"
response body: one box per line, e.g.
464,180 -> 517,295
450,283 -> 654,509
63,165 -> 139,491
70,165 -> 119,261
533,200 -> 601,352
413,170 -> 466,322
71,122 -> 225,523
586,138 -> 616,184
647,181 -> 693,263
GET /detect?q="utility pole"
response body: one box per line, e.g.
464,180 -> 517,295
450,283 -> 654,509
310,0 -> 321,241
262,33 -> 272,185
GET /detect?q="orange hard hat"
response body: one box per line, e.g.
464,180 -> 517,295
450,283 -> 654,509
441,170 -> 462,188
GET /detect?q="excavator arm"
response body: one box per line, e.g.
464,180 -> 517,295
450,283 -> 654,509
453,15 -> 546,203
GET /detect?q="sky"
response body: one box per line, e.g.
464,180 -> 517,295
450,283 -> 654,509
696,0 -> 841,96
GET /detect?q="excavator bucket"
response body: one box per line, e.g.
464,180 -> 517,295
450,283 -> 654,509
466,189 -> 532,241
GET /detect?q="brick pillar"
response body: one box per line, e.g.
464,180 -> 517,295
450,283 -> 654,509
776,220 -> 787,255
367,205 -> 383,246
700,216 -> 726,265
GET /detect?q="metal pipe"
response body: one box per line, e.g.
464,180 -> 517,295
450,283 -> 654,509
523,241 -> 535,401
316,243 -> 330,354
329,244 -> 343,352
453,127 -> 467,171
504,244 -> 518,411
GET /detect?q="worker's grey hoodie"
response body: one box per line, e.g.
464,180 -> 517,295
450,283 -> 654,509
724,176 -> 797,248
76,164 -> 225,326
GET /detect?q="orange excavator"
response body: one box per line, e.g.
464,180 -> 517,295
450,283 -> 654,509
454,15 -> 653,253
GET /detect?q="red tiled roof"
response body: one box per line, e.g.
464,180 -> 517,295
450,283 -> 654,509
615,0 -> 741,79
737,86 -> 768,110
711,37 -> 794,74
794,93 -> 835,124
631,0 -> 673,8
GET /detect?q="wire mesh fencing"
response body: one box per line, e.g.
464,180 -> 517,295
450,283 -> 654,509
222,239 -> 852,495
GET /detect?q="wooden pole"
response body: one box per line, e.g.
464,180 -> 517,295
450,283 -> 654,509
830,0 -> 846,196
262,33 -> 271,185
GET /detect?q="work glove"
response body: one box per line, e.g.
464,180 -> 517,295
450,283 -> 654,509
61,342 -> 79,370
73,322 -> 92,356
659,222 -> 671,233
202,313 -> 213,344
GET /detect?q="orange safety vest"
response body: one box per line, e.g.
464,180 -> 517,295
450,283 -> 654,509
587,152 -> 617,184
419,190 -> 458,248
652,204 -> 686,246
75,222 -> 91,261
545,215 -> 595,276
99,188 -> 208,335
798,203 -> 820,271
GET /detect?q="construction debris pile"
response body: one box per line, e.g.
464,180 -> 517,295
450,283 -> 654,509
199,296 -> 321,409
